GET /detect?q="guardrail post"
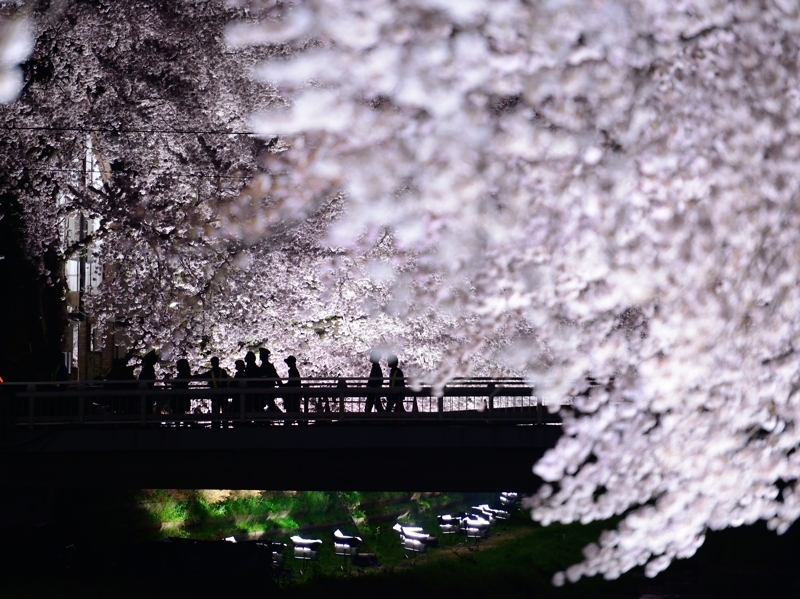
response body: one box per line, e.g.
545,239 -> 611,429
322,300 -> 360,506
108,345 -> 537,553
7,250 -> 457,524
339,393 -> 345,415
537,398 -> 542,425
27,384 -> 35,430
437,395 -> 444,419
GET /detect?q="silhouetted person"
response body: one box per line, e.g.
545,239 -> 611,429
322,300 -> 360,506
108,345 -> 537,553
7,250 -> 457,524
242,351 -> 261,413
231,359 -> 246,415
234,360 -> 246,378
106,357 -> 136,414
138,350 -> 159,415
171,358 -> 192,417
138,351 -> 157,388
315,396 -> 330,413
485,382 -> 496,414
244,351 -> 260,377
196,356 -> 228,385
365,350 -> 384,413
387,354 -> 406,413
258,348 -> 281,413
196,357 -> 228,427
106,358 -> 134,383
283,355 -> 301,417
315,379 -> 332,413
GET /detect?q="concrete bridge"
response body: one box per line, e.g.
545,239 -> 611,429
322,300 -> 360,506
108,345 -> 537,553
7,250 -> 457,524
0,378 -> 564,491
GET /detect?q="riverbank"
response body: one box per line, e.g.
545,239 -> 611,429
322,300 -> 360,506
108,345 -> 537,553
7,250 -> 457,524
2,488 -> 800,598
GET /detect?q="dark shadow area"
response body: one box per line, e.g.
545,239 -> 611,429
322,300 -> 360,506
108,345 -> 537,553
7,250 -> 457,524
0,190 -> 66,381
639,520 -> 800,598
0,488 -> 277,598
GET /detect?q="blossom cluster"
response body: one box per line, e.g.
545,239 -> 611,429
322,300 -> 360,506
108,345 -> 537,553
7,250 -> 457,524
227,0 -> 800,582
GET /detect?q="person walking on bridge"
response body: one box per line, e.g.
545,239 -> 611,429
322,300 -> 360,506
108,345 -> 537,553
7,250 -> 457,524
196,357 -> 229,427
171,359 -> 192,419
230,359 -> 246,415
283,355 -> 302,422
387,354 -> 407,413
258,348 -> 281,413
138,351 -> 157,389
365,350 -> 384,413
138,350 -> 159,415
243,351 -> 260,413
106,357 -> 136,414
196,356 -> 228,385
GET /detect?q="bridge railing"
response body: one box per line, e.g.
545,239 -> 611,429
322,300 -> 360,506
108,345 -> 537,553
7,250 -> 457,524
1,378 -> 564,428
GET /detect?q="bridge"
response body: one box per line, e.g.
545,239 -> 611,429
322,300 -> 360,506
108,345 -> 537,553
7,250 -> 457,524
0,378 -> 564,491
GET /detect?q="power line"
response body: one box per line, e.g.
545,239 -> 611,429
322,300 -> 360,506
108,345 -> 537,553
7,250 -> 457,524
3,166 -> 255,179
1,125 -> 260,135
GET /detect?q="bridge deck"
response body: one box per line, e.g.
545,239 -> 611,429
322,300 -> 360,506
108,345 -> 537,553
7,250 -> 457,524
0,379 -> 564,490
1,425 -> 561,490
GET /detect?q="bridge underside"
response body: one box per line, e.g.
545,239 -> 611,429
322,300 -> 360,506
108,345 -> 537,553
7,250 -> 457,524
1,424 -> 561,491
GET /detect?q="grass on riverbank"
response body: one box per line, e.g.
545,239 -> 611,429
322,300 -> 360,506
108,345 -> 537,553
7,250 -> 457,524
136,489 -> 475,541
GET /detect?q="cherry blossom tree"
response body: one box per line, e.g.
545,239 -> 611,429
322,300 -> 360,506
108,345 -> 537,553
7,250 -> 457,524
225,0 -> 800,583
0,1 -> 286,365
2,1 -> 491,379
5,0 -> 800,583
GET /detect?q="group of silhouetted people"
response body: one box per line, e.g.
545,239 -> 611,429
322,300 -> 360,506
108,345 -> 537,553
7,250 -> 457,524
366,350 -> 410,413
106,348 -> 411,420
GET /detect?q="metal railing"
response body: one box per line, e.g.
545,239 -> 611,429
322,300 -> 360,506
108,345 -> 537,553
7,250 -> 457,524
1,377 -> 564,429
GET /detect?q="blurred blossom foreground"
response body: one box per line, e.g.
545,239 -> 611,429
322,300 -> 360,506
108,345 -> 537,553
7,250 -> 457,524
5,0 -> 800,586
0,19 -> 32,104
228,0 -> 800,585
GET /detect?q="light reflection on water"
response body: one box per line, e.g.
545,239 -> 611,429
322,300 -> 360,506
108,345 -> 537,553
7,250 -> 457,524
140,490 -> 511,543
